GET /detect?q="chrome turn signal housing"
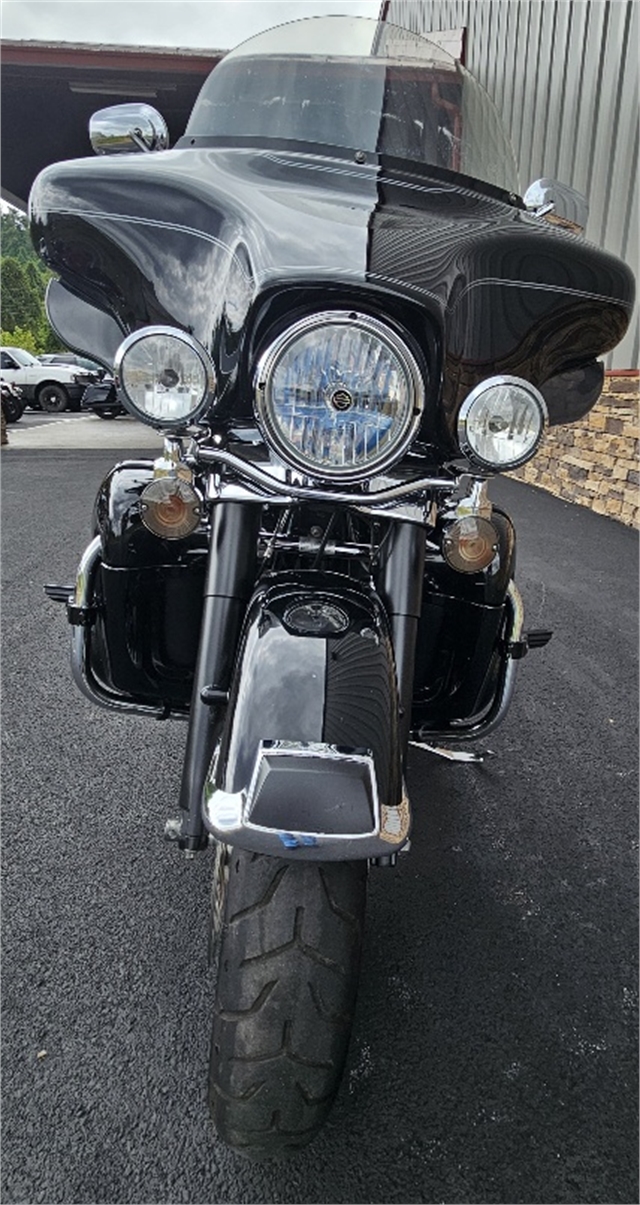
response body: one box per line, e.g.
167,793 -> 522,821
442,515 -> 499,573
139,477 -> 202,539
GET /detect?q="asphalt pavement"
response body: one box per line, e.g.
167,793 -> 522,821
1,421 -> 638,1204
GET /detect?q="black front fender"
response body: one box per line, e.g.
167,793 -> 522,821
203,575 -> 408,859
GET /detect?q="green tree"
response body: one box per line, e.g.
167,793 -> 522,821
1,207 -> 63,351
0,209 -> 34,263
0,325 -> 39,354
1,257 -> 41,331
24,259 -> 44,291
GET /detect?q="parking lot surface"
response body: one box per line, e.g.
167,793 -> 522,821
6,409 -> 162,449
1,433 -> 638,1204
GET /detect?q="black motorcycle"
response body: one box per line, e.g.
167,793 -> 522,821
1,379 -> 26,424
34,16 -> 634,1158
80,374 -> 125,419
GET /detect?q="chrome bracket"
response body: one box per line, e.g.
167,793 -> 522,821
153,435 -> 193,483
408,741 -> 493,763
442,474 -> 493,521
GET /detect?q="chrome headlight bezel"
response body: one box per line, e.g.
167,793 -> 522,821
254,311 -> 425,483
114,325 -> 216,429
457,375 -> 548,471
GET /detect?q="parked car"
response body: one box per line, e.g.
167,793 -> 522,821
80,374 -> 125,419
38,353 -> 105,380
0,346 -> 94,413
0,379 -> 26,423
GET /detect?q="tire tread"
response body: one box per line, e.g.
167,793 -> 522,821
209,850 -> 366,1157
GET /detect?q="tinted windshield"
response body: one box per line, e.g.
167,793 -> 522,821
185,16 -> 519,195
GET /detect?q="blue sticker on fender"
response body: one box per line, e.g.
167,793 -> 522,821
278,832 -> 318,849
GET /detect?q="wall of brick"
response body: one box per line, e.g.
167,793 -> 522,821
511,374 -> 639,528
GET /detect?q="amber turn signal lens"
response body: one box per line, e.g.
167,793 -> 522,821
442,516 -> 499,574
139,477 -> 201,540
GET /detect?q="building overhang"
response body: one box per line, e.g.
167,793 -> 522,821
1,40 -> 224,210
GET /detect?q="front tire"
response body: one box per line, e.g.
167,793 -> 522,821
37,383 -> 69,414
209,847 -> 367,1158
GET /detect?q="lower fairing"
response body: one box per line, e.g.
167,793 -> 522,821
67,458 -> 520,736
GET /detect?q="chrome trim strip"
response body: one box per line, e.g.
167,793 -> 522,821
414,581 -> 524,742
203,740 -> 410,860
199,446 -> 454,504
70,536 -> 188,721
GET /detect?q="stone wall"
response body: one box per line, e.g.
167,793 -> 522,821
511,374 -> 639,528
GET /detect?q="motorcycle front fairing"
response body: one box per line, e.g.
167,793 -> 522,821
33,143 -> 633,438
30,18 -> 634,435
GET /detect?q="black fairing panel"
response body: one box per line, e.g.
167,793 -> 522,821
30,147 -> 634,447
412,508 -> 516,728
93,460 -> 209,566
89,461 -> 208,708
216,578 -> 403,806
46,278 -> 125,372
92,562 -> 205,708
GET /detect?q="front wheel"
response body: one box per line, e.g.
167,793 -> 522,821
209,846 -> 367,1158
37,384 -> 69,413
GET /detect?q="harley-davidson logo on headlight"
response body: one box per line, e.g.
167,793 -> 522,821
328,387 -> 354,412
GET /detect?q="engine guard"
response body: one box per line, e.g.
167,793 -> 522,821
202,577 -> 408,860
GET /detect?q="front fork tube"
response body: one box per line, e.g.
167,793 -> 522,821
177,502 -> 260,849
377,522 -> 426,762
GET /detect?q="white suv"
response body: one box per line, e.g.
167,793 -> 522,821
0,346 -> 94,413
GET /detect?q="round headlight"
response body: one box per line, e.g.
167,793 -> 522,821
254,312 -> 424,482
114,326 -> 215,428
457,376 -> 547,470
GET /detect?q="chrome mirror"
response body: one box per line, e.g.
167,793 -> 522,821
90,103 -> 169,155
523,178 -> 588,234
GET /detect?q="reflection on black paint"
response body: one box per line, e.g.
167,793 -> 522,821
30,144 -> 634,447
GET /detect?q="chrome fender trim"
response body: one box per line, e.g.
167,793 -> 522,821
203,740 -> 411,861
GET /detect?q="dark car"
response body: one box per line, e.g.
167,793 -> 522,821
80,374 -> 125,419
38,353 -> 105,379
